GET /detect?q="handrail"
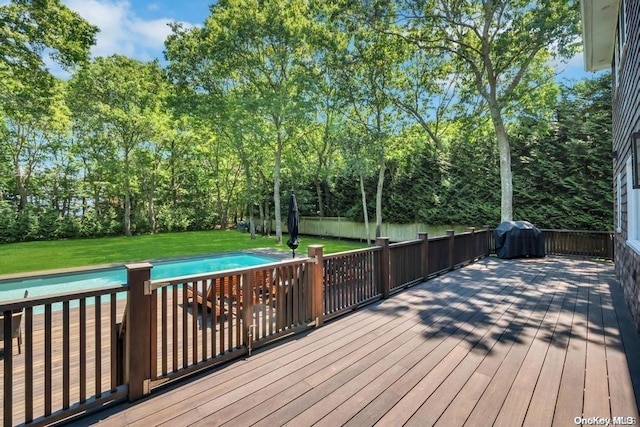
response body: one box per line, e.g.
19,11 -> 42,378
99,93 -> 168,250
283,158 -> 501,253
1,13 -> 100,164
0,284 -> 126,311
389,239 -> 422,249
540,228 -> 613,234
323,246 -> 381,260
148,257 -> 311,290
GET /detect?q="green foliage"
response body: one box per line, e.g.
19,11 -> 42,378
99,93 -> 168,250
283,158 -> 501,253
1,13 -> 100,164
0,0 -> 614,252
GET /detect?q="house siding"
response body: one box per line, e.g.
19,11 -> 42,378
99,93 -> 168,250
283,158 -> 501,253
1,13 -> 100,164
613,0 -> 640,329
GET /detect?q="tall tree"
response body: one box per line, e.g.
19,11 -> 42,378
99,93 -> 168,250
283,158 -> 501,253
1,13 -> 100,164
167,0 -> 325,244
390,0 -> 581,221
1,80 -> 70,210
334,21 -> 403,237
0,0 -> 96,211
68,55 -> 170,236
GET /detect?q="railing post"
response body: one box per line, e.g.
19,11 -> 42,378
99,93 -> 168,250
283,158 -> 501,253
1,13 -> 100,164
242,272 -> 255,354
3,310 -> 13,427
447,230 -> 455,271
308,245 -> 324,328
467,227 -> 476,261
483,225 -> 491,256
376,237 -> 390,299
125,263 -> 152,402
418,232 -> 429,281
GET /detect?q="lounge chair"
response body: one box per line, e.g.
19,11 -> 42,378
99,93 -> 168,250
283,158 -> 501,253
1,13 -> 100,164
186,278 -> 229,318
187,272 -> 277,318
0,290 -> 27,355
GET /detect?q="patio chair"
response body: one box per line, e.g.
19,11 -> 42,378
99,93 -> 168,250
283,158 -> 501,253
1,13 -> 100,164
0,290 -> 28,355
186,279 -> 224,317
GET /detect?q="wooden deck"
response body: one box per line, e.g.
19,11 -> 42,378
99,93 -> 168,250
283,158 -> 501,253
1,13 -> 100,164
58,257 -> 640,425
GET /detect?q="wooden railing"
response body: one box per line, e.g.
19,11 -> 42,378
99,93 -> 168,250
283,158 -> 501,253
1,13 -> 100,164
541,229 -> 614,259
486,228 -> 614,260
322,247 -> 381,321
389,239 -> 423,291
1,286 -> 128,426
1,228 -> 495,426
135,257 -> 317,393
428,235 -> 451,276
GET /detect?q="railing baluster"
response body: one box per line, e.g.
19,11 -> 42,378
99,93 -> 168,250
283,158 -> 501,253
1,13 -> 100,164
227,276 -> 233,351
191,282 -> 198,364
79,299 -> 86,403
261,273 -> 267,340
110,294 -> 117,391
219,277 -> 225,354
25,307 -> 33,424
63,301 -> 70,409
151,289 -> 158,380
212,280 -> 217,356
162,286 -> 168,375
293,266 -> 299,326
235,275 -> 241,348
45,304 -> 52,416
182,283 -> 188,368
202,282 -> 207,361
172,284 -> 178,371
94,296 -> 102,398
3,310 -> 13,427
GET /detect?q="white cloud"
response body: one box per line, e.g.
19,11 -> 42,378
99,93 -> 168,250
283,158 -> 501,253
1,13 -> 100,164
62,0 -> 195,61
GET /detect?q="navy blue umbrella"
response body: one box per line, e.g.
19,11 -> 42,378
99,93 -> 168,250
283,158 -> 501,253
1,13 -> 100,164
286,193 -> 300,258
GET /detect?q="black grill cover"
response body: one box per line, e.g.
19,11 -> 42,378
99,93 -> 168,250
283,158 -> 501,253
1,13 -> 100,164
494,221 -> 545,259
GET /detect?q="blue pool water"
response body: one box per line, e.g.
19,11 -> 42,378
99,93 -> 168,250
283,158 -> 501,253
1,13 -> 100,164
0,253 -> 277,303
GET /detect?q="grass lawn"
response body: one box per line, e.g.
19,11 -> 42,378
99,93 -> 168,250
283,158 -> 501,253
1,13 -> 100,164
0,230 -> 368,276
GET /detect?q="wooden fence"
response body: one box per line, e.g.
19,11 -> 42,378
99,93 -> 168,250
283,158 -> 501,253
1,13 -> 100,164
2,227 -> 613,426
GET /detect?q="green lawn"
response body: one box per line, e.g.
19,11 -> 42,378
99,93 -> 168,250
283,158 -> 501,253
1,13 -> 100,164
0,230 -> 367,275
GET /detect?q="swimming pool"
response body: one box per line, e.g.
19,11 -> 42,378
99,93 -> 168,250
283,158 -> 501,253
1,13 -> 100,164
0,253 -> 278,303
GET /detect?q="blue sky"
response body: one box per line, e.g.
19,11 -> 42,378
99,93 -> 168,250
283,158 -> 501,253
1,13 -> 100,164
61,0 -> 209,62
59,0 -> 602,82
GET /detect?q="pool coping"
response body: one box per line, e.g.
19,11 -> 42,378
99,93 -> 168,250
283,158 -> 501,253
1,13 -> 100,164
0,248 -> 298,283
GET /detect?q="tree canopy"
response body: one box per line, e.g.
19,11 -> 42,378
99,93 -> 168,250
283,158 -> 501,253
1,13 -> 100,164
0,0 -> 613,244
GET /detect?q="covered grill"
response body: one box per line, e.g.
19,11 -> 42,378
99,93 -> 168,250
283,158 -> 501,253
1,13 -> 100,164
494,221 -> 545,259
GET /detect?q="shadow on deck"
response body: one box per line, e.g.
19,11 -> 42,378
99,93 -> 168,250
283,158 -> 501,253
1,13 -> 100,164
75,257 -> 640,426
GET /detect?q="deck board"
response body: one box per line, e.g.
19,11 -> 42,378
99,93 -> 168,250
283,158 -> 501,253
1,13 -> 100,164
6,256 -> 639,427
521,275 -> 578,427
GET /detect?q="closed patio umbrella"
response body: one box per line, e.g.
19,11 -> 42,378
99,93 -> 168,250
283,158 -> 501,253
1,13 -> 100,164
286,193 -> 299,258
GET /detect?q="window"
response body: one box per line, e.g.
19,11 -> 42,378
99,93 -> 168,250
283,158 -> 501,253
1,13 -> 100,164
626,157 -> 640,254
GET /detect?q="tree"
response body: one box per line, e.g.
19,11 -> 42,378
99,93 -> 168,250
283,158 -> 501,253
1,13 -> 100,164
68,55 -> 170,236
0,0 -> 96,211
1,80 -> 70,210
166,0 -> 326,244
335,23 -> 403,238
391,0 -> 581,221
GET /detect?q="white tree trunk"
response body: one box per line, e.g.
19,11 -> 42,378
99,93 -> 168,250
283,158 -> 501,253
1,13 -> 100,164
375,154 -> 385,238
489,105 -> 513,222
124,151 -> 132,236
274,132 -> 283,244
360,175 -> 371,245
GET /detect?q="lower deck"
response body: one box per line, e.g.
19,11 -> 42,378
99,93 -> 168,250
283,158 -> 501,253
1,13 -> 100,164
64,257 -> 640,425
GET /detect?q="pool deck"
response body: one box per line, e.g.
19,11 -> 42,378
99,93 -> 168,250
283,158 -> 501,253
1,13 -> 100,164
53,256 -> 640,427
